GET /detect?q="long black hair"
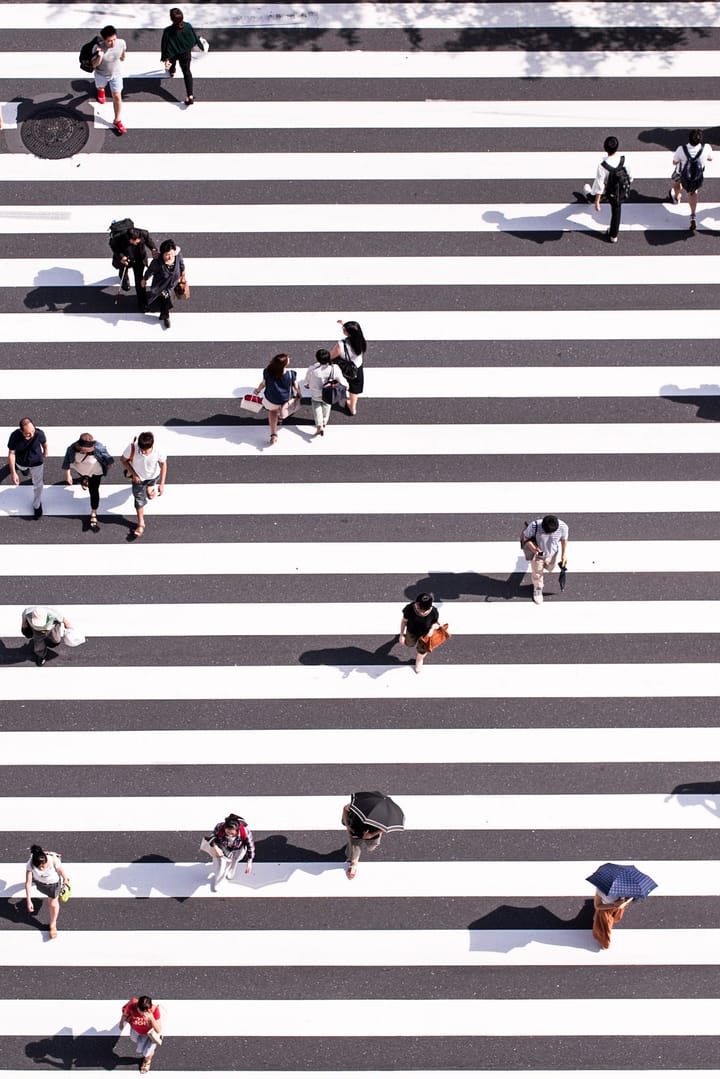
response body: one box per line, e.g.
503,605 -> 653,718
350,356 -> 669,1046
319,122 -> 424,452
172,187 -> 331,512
342,320 -> 367,357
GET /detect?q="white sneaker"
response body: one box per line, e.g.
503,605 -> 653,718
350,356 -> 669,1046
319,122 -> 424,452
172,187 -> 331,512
668,187 -> 679,204
533,589 -> 543,604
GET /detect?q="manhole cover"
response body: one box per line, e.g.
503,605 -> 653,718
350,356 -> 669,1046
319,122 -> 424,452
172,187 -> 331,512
20,106 -> 89,159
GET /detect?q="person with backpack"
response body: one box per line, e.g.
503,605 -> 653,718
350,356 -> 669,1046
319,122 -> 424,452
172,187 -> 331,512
520,514 -> 569,604
204,812 -> 255,890
87,25 -> 128,135
109,221 -> 159,308
24,844 -> 70,937
670,129 -> 713,232
304,348 -> 348,437
583,135 -> 632,244
161,7 -> 204,106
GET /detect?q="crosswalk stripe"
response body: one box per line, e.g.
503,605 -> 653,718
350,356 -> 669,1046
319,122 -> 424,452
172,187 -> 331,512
0,663 -> 717,703
5,50 -> 720,79
0,310 -> 715,342
1,367 -> 717,400
12,424 -> 719,459
5,600 -> 720,639
0,793 -> 717,832
1,860 -> 713,899
0,151 -> 697,183
3,2 -> 718,30
4,727 -> 719,766
10,255 -> 720,288
2,998 -> 720,1037
4,928 -> 720,968
2,481 -> 718,518
0,204 -> 716,234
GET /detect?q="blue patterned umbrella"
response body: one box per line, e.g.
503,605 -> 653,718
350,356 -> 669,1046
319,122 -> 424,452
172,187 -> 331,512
586,862 -> 658,900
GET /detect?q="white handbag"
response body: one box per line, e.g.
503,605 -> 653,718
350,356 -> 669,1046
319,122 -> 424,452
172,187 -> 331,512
63,627 -> 86,647
240,394 -> 264,414
196,36 -> 210,52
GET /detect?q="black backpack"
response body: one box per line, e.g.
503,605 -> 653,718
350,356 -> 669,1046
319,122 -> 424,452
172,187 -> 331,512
680,144 -> 705,193
79,37 -> 99,73
601,156 -> 631,203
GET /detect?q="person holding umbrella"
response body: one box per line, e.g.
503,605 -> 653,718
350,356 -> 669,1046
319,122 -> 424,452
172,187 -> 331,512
586,862 -> 657,949
342,791 -> 404,880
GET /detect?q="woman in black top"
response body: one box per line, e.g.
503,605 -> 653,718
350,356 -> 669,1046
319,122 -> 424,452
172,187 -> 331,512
161,7 -> 203,105
142,239 -> 186,329
399,592 -> 439,674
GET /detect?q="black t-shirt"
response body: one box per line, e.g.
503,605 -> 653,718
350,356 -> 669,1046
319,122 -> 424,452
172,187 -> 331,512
8,428 -> 46,467
403,602 -> 439,637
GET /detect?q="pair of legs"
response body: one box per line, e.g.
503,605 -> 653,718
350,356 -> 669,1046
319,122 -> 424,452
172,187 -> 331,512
670,180 -> 699,227
94,71 -> 124,128
403,631 -> 430,673
130,476 -> 160,538
211,848 -> 246,890
130,1030 -> 157,1072
120,259 -> 147,308
19,463 -> 44,513
345,834 -> 381,877
31,623 -> 63,664
144,291 -> 173,327
530,552 -> 557,603
346,369 -> 364,416
168,50 -> 194,101
311,397 -> 331,435
71,473 -> 102,529
264,402 -> 283,443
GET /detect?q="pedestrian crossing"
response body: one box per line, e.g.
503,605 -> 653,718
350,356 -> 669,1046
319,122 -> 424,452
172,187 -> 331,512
1,0 -> 719,1075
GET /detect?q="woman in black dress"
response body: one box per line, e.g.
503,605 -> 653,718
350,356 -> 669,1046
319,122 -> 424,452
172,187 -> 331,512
142,238 -> 186,329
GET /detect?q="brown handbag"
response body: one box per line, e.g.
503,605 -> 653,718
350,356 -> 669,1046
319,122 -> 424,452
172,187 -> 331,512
420,623 -> 451,653
174,279 -> 190,300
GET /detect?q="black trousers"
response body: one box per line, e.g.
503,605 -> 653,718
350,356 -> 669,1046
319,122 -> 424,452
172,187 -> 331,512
118,259 -> 147,307
170,51 -> 193,97
607,197 -> 622,240
87,473 -> 102,511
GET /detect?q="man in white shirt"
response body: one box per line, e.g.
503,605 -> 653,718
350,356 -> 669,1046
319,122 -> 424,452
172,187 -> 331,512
583,135 -> 631,244
669,129 -> 713,232
91,24 -> 127,134
120,431 -> 167,540
521,515 -> 569,605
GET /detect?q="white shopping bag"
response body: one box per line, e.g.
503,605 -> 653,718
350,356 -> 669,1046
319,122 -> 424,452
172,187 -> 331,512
63,627 -> 86,647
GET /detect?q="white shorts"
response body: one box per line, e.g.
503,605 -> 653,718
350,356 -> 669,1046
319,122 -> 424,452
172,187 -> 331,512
94,71 -> 123,94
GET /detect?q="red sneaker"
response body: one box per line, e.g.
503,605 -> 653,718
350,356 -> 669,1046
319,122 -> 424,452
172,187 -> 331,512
114,120 -> 127,135
96,88 -> 106,104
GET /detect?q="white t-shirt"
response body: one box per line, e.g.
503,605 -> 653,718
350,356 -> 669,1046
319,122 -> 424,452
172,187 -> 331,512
26,853 -> 61,884
71,450 -> 103,478
93,38 -> 126,77
123,443 -> 166,482
673,142 -> 713,172
590,153 -> 632,196
304,362 -> 346,398
522,518 -> 569,560
338,338 -> 364,369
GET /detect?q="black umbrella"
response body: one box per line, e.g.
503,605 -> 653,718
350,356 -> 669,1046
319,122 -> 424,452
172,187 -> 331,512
349,791 -> 405,833
559,560 -> 568,592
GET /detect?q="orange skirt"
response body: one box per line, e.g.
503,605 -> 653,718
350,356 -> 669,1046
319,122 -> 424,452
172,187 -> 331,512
592,894 -> 627,949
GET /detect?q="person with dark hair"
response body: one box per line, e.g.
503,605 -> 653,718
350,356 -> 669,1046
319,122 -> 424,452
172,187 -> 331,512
304,348 -> 347,436
341,802 -> 382,880
521,514 -> 569,604
204,812 -> 255,890
330,318 -> 367,416
110,226 -> 159,307
62,432 -> 114,532
7,417 -> 48,519
91,24 -> 127,135
399,592 -> 440,674
25,845 -> 69,938
119,996 -> 163,1073
120,431 -> 168,540
583,135 -> 632,244
161,7 -> 204,106
21,606 -> 72,666
141,239 -> 186,328
254,353 -> 302,445
670,129 -> 713,232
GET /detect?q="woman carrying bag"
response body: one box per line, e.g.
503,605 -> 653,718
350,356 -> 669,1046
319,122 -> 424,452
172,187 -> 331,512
142,239 -> 187,329
254,352 -> 301,445
330,319 -> 367,416
202,812 -> 255,891
25,844 -> 70,939
160,7 -> 204,106
304,348 -> 347,436
119,995 -> 163,1073
62,432 -> 113,533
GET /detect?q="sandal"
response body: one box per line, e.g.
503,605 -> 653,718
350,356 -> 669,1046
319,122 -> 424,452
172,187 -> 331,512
89,512 -> 99,533
270,434 -> 278,445
346,863 -> 357,879
133,525 -> 145,539
48,925 -> 58,939
140,1058 -> 152,1073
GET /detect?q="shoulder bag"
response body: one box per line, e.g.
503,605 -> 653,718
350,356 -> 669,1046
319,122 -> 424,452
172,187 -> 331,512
420,623 -> 451,653
322,365 -> 347,407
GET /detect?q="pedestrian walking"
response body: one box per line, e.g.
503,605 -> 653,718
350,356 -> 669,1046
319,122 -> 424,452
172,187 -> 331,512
109,224 -> 159,308
304,348 -> 347,436
592,890 -> 633,949
342,803 -> 382,879
21,606 -> 72,666
520,514 -> 568,604
399,591 -> 440,674
119,996 -> 163,1073
90,24 -> 128,135
120,432 -> 168,540
25,844 -> 70,938
254,352 -> 302,445
330,319 -> 367,416
202,812 -> 255,891
62,432 -> 114,533
7,417 -> 48,519
583,135 -> 631,244
141,239 -> 187,329
669,129 -> 713,232
161,7 -> 204,106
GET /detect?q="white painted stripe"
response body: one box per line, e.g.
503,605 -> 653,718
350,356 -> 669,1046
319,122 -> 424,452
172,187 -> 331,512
2,997 -> 720,1037
4,600 -> 720,640
0,860 -> 712,900
0,793 -> 717,831
0,151 -> 699,183
3,540 -> 720,577
2,3 -> 719,30
1,727 -> 718,766
18,423 -> 720,459
6,51 -> 720,80
1,204 -> 718,234
11,255 -> 720,288
1,481 -> 719,518
70,99 -> 720,131
0,310 -> 716,343
0,366 -> 715,401
0,663 -> 718,703
2,928 -> 719,968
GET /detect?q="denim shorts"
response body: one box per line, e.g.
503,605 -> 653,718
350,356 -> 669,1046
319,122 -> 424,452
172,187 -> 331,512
94,71 -> 124,94
131,476 -> 160,509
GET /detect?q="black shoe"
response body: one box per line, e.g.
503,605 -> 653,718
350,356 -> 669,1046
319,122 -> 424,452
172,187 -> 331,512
35,655 -> 46,667
34,504 -> 43,519
162,315 -> 171,329
121,279 -> 131,292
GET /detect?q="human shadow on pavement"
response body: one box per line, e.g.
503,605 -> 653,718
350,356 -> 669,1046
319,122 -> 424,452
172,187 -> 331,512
299,636 -> 406,677
660,385 -> 720,421
25,1032 -> 131,1070
666,781 -> 720,818
405,569 -> 527,602
468,900 -> 596,953
0,895 -> 47,932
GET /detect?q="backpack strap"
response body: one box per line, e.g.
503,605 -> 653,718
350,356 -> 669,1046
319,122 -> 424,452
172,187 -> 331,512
684,143 -> 701,161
